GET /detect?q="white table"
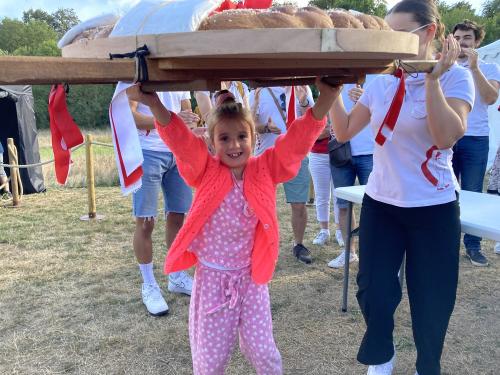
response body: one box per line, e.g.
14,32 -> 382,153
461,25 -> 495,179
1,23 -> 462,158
335,185 -> 500,312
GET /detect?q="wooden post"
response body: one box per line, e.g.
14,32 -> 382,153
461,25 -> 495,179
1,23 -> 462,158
7,138 -> 20,207
85,134 -> 96,219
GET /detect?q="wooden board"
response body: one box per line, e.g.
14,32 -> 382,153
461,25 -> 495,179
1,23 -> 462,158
1,29 -> 435,91
62,29 -> 419,60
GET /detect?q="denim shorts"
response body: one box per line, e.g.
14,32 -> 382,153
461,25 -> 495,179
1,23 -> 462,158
284,157 -> 310,203
330,154 -> 373,208
132,150 -> 192,218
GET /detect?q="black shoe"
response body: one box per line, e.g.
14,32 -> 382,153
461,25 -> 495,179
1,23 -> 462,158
293,244 -> 312,264
466,249 -> 489,267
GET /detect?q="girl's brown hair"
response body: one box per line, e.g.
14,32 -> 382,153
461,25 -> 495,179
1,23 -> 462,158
206,90 -> 256,147
388,0 -> 445,48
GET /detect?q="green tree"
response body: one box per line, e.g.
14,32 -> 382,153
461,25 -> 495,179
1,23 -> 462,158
51,8 -> 80,37
22,9 -> 53,25
22,8 -> 79,37
309,0 -> 388,16
0,18 -> 57,54
482,0 -> 500,18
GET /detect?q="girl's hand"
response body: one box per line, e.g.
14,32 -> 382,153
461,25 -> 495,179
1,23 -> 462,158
312,77 -> 343,120
348,84 -> 364,103
428,34 -> 460,81
126,84 -> 161,107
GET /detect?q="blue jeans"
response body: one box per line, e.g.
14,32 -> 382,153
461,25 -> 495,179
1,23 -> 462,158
452,136 -> 489,251
132,150 -> 192,218
330,154 -> 373,208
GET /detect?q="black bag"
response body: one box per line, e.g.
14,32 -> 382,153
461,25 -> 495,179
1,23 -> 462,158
328,136 -> 352,167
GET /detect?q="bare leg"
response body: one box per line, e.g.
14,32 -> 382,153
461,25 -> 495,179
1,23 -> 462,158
165,212 -> 185,249
290,203 -> 307,245
133,218 -> 155,264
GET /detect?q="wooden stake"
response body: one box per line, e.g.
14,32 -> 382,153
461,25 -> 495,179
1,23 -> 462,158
7,138 -> 20,207
85,134 -> 96,219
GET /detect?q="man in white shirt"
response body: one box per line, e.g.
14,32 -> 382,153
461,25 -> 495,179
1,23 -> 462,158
251,86 -> 316,264
129,89 -> 200,316
453,20 -> 500,267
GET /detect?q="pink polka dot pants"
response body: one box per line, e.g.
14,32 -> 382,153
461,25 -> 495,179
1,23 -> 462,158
189,265 -> 282,375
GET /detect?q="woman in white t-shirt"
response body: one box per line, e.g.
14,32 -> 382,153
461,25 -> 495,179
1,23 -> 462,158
329,1 -> 474,374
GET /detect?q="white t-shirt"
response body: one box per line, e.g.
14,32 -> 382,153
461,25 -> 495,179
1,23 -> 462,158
251,86 -> 314,156
136,91 -> 191,152
342,79 -> 375,156
458,59 -> 500,136
358,64 -> 475,207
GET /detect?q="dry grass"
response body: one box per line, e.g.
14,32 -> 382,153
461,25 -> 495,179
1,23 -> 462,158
0,184 -> 498,375
37,129 -> 118,188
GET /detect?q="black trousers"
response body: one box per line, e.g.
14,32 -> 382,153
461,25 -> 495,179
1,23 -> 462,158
356,194 -> 460,375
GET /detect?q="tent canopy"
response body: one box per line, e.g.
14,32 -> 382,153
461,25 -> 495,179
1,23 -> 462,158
477,39 -> 500,168
0,85 -> 45,194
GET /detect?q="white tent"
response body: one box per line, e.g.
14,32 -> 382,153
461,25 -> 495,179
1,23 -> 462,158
477,39 -> 500,168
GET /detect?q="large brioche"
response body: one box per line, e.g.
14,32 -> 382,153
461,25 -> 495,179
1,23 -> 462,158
371,15 -> 392,30
198,9 -> 263,30
200,6 -> 334,30
328,10 -> 364,29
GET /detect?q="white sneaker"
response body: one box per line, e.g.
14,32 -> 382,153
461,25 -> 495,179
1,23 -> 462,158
313,230 -> 330,245
168,271 -> 193,296
335,229 -> 345,247
494,242 -> 500,254
141,283 -> 169,316
327,249 -> 358,268
367,353 -> 395,375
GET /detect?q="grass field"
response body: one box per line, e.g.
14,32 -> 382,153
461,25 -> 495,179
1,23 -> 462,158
0,130 -> 498,374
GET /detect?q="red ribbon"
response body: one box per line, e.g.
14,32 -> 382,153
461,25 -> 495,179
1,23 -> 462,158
215,0 -> 272,12
374,68 -> 406,146
48,85 -> 84,185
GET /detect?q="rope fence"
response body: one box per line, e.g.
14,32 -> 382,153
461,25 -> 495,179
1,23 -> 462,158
1,135 -> 112,220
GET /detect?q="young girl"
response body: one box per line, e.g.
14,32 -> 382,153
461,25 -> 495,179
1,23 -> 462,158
127,78 -> 337,375
329,1 -> 474,374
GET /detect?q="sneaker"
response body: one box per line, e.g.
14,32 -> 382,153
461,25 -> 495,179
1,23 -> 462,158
141,283 -> 169,316
327,249 -> 358,268
293,244 -> 312,264
335,229 -> 345,247
312,230 -> 330,246
367,352 -> 395,375
494,242 -> 500,254
168,271 -> 193,295
466,249 -> 489,267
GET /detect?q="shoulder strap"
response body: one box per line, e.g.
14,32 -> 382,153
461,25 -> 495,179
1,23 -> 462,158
265,88 -> 286,124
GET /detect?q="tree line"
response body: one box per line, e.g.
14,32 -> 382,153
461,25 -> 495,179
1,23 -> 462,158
0,1 -> 498,129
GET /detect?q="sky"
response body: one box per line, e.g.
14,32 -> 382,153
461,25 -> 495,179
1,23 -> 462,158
0,0 -> 487,22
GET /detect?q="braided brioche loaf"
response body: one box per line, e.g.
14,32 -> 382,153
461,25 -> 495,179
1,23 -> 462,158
198,6 -> 391,31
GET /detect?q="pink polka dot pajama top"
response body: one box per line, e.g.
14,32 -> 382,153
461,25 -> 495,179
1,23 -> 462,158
189,176 -> 282,375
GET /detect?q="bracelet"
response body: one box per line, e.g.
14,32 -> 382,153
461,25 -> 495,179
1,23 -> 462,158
300,99 -> 310,107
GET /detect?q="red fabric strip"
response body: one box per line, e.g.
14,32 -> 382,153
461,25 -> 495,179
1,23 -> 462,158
375,68 -> 406,146
48,85 -> 84,185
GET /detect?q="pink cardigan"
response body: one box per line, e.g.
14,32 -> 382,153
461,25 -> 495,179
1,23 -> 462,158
157,108 -> 326,284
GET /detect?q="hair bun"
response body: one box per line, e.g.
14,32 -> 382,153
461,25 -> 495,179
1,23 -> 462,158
214,90 -> 236,108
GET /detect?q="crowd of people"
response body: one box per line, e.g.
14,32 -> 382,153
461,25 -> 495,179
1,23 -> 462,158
122,1 -> 499,374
